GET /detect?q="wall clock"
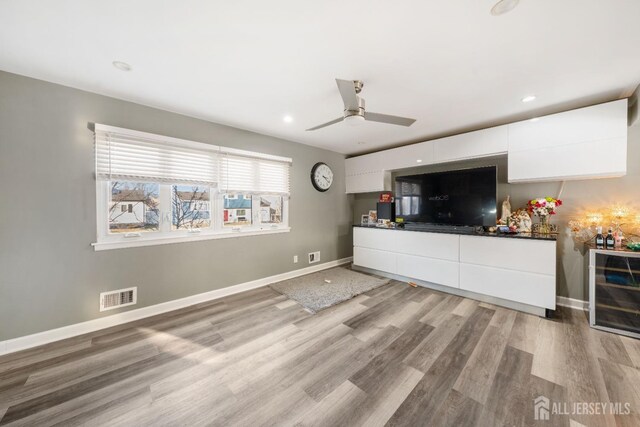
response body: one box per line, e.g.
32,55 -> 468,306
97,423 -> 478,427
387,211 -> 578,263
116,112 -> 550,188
310,162 -> 333,192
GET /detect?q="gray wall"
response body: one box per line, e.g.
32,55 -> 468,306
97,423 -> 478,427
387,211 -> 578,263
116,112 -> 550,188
0,71 -> 353,341
354,121 -> 640,302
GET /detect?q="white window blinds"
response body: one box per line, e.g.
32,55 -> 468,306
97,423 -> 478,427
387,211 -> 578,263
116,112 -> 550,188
220,150 -> 291,195
94,124 -> 219,186
94,124 -> 292,195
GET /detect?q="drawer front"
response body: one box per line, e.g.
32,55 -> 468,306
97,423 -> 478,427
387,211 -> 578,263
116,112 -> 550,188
393,231 -> 459,261
460,235 -> 556,276
396,253 -> 459,288
460,263 -> 556,309
353,246 -> 396,274
353,227 -> 398,252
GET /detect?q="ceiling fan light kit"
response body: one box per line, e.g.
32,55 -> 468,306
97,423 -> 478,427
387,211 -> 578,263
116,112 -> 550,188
344,114 -> 366,126
306,79 -> 416,131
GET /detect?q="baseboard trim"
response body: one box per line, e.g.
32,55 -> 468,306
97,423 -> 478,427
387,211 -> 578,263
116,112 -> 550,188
0,257 -> 353,356
556,296 -> 588,311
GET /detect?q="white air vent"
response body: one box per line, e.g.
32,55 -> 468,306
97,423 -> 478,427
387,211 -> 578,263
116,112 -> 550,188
100,287 -> 137,312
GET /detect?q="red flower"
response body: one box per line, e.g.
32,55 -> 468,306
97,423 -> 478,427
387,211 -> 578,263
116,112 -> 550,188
556,200 -> 563,206
550,211 -> 556,215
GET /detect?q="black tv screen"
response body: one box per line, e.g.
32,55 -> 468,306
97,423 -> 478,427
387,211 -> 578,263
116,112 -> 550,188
395,166 -> 497,227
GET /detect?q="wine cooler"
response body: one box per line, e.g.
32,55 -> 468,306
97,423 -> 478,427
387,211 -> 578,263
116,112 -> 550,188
589,247 -> 640,338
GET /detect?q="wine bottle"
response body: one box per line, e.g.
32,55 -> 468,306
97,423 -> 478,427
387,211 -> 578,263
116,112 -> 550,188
595,227 -> 604,249
615,230 -> 623,249
606,228 -> 615,250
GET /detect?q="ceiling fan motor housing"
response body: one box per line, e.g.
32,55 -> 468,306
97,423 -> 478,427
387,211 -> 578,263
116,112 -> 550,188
345,96 -> 366,118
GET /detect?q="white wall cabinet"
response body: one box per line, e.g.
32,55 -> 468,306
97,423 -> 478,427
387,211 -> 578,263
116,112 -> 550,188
344,98 -> 628,193
508,99 -> 628,183
344,125 -> 506,193
344,170 -> 391,193
433,126 -> 508,163
353,227 -> 557,313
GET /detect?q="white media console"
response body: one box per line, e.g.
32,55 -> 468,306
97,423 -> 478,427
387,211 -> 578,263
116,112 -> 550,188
353,226 -> 557,316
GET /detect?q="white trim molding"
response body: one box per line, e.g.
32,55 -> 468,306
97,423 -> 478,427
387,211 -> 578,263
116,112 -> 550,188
0,257 -> 353,356
556,296 -> 588,311
92,227 -> 291,251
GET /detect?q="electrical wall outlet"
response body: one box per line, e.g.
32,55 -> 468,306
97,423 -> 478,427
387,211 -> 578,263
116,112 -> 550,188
293,255 -> 298,263
308,251 -> 320,264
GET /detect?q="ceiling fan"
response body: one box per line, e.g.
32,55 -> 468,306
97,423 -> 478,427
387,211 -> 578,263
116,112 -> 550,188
306,79 -> 416,131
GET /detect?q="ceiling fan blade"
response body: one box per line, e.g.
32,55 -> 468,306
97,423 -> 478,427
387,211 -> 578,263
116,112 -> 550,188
365,112 -> 416,127
335,79 -> 360,111
306,117 -> 344,131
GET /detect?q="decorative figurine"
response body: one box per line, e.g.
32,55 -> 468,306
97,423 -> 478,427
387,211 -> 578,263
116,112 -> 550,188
500,195 -> 511,224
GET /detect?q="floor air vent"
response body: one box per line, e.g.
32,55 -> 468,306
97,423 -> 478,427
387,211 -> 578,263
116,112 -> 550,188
100,287 -> 137,312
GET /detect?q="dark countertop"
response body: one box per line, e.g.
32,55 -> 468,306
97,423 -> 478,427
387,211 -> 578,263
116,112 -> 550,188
352,224 -> 558,241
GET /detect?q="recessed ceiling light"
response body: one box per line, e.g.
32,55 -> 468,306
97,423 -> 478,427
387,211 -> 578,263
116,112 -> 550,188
283,115 -> 293,123
112,61 -> 132,72
530,117 -> 540,122
491,0 -> 520,16
416,159 -> 423,163
521,95 -> 537,103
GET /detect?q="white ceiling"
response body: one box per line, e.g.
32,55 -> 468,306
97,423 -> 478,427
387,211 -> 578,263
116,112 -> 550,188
1,0 -> 639,155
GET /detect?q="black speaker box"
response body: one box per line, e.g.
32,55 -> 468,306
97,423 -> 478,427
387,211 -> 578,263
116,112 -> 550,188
376,202 -> 396,222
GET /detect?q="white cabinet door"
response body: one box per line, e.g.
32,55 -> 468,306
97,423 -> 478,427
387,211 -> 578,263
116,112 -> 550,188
345,152 -> 386,175
434,125 -> 508,163
508,137 -> 626,183
353,246 -> 396,274
396,253 -> 459,288
508,100 -> 627,153
384,141 -> 435,171
345,170 -> 391,193
459,263 -> 556,309
460,236 -> 556,276
507,99 -> 628,183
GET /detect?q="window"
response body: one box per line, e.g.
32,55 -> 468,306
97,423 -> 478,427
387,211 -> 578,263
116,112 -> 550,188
396,180 -> 421,217
109,182 -> 159,233
259,195 -> 283,224
172,185 -> 211,230
94,124 -> 291,250
223,193 -> 252,227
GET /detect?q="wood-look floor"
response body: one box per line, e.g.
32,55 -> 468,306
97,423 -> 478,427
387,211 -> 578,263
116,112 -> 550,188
2,277 -> 640,427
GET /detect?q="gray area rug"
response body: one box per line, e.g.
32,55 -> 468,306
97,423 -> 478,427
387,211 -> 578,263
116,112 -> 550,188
270,267 -> 389,313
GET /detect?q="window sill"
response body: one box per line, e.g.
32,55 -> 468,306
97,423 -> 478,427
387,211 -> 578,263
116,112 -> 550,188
92,227 -> 291,251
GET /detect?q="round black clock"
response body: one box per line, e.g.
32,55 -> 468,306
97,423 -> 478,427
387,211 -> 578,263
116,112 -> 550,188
310,162 -> 333,192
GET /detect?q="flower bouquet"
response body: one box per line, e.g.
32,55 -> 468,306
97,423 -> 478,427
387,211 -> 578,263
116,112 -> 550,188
527,197 -> 562,234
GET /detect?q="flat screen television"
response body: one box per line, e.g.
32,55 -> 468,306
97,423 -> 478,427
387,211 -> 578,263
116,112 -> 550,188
395,166 -> 497,227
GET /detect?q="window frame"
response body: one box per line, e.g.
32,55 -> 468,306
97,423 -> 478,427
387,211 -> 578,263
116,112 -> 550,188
220,192 -> 289,232
95,181 -> 290,251
93,124 -> 292,251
